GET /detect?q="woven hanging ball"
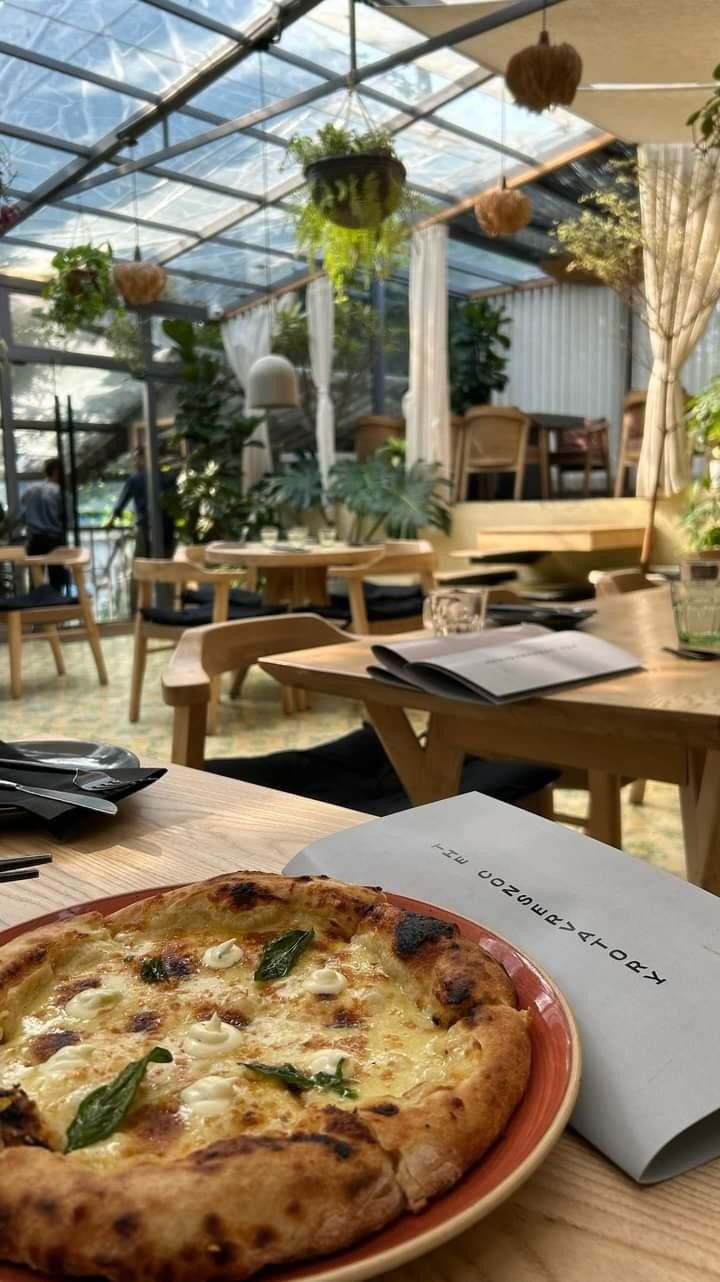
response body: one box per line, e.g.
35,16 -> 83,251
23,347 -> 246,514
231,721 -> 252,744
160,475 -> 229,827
475,182 -> 531,237
112,257 -> 167,305
506,30 -> 583,113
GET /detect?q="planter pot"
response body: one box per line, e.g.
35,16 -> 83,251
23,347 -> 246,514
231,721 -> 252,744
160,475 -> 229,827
354,414 -> 404,462
305,152 -> 406,230
65,266 -> 102,296
113,259 -> 167,305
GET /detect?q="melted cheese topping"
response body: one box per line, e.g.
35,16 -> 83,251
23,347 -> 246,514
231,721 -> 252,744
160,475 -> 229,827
0,915 -> 480,1170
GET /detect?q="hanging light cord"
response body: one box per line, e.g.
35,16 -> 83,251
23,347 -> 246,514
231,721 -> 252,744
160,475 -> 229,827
258,52 -> 272,300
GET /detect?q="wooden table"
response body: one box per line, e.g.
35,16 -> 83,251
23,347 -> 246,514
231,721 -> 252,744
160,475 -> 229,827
206,541 -> 372,608
1,763 -> 717,1282
261,586 -> 720,893
451,523 -> 646,557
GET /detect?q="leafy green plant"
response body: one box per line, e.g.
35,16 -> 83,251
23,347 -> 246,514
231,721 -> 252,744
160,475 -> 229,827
329,443 -> 452,542
682,475 -> 720,550
448,298 -> 511,414
553,164 -> 644,306
686,375 -> 720,449
247,452 -> 327,533
687,66 -> 720,151
287,124 -> 398,168
162,317 -> 262,543
41,244 -> 117,331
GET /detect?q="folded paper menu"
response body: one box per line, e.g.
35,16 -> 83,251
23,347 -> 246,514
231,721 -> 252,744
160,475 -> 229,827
368,625 -> 641,703
286,793 -> 720,1183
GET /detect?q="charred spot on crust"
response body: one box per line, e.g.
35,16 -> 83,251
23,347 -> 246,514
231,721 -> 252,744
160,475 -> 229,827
204,1214 -> 224,1236
159,946 -> 195,979
0,1088 -> 54,1149
193,1004 -> 249,1029
72,1205 -> 88,1225
34,1198 -> 57,1217
393,912 -> 455,958
294,875 -> 313,882
284,1200 -> 302,1218
194,1136 -> 285,1166
0,943 -> 48,986
226,880 -> 281,909
440,977 -> 473,1007
330,1007 -> 361,1028
289,1132 -> 352,1160
451,1096 -> 464,1109
113,1213 -> 140,1237
127,1011 -> 162,1034
368,1102 -> 399,1117
253,1226 -> 277,1249
54,976 -> 101,1006
321,1108 -> 373,1144
28,1029 -> 80,1063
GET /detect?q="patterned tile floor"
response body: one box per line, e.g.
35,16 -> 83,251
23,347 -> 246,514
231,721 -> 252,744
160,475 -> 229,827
1,633 -> 685,877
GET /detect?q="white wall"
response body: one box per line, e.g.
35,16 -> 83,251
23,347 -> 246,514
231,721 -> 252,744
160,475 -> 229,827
492,283 -> 629,453
631,304 -> 720,393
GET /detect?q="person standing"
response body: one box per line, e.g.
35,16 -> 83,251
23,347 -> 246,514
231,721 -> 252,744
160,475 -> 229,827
106,446 -> 176,557
19,457 -> 68,591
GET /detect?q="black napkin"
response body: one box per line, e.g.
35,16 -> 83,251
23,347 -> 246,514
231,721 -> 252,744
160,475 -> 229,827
0,763 -> 166,835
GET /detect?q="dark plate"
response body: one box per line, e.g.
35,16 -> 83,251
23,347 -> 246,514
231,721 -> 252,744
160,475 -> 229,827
487,604 -> 596,631
1,741 -> 140,817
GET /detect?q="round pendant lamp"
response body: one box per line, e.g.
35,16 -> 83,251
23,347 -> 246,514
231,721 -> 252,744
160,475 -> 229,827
247,352 -> 300,409
245,52 -> 300,412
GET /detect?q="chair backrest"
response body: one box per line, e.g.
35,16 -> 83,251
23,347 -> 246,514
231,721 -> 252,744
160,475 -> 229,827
365,539 -> 436,579
173,545 -> 208,568
622,392 -> 646,448
164,614 -> 351,691
133,557 -> 238,587
23,546 -> 90,593
462,406 -> 531,471
593,569 -> 660,597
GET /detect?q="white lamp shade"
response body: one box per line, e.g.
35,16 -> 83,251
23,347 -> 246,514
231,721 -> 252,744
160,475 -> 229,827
247,353 -> 299,410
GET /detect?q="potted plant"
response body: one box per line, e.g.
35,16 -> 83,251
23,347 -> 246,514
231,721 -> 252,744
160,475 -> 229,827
448,298 -> 512,415
686,375 -> 720,456
287,124 -> 406,230
328,441 -> 452,543
287,126 -> 421,297
681,475 -> 720,557
41,244 -> 117,331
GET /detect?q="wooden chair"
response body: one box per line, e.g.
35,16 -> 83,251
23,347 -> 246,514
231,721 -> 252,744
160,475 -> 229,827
454,406 -> 530,502
614,391 -> 646,497
548,418 -> 612,497
130,557 -> 242,732
162,614 -> 352,769
0,547 -> 107,700
328,540 -> 437,635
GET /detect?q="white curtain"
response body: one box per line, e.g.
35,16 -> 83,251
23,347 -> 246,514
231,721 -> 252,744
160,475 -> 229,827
636,144 -> 720,497
307,276 -> 335,487
221,304 -> 273,489
405,223 -> 451,474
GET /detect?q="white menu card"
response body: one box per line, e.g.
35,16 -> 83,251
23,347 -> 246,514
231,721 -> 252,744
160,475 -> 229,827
285,793 -> 720,1183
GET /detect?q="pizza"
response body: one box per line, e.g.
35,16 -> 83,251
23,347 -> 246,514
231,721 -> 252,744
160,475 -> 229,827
0,871 -> 531,1282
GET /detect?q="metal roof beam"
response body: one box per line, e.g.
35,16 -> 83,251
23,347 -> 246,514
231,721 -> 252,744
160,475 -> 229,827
3,0 -> 324,234
57,0 -> 566,200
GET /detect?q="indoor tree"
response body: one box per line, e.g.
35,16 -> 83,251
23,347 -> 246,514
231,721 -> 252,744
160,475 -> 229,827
448,298 -> 512,414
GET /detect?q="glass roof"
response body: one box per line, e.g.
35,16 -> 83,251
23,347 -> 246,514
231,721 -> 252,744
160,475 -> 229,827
0,0 -> 604,309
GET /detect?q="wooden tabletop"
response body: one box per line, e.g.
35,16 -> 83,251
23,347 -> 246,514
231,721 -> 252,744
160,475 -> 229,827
0,763 -> 716,1282
206,541 -> 375,569
451,524 -> 646,554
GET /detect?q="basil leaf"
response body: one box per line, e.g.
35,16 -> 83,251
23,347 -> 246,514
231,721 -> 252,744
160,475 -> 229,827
241,1058 -> 357,1100
254,929 -> 314,981
139,956 -> 169,983
65,1046 -> 172,1152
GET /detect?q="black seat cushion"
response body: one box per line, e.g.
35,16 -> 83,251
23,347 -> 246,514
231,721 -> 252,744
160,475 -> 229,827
0,585 -> 68,612
307,583 -> 424,624
182,585 -> 263,610
142,602 -> 288,628
205,724 -> 559,816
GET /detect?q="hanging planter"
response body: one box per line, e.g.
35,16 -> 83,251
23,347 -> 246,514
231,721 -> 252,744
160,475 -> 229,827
112,248 -> 167,305
41,243 -> 117,330
475,178 -> 532,237
288,125 -> 407,230
506,28 -> 583,113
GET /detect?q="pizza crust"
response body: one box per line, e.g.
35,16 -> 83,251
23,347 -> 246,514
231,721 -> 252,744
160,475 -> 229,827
0,872 -> 532,1281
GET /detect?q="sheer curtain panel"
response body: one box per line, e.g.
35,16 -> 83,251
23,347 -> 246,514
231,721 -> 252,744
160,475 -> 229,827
221,305 -> 273,489
307,276 -> 335,487
405,224 -> 451,473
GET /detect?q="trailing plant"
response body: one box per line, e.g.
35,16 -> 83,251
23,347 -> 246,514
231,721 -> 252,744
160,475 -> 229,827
687,66 -> 720,151
287,123 -> 421,296
686,375 -> 720,449
41,244 -> 117,331
448,298 -> 511,414
328,442 -> 452,542
162,317 -> 261,543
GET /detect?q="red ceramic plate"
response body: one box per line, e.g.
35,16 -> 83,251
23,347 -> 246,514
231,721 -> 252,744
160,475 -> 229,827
0,886 -> 581,1282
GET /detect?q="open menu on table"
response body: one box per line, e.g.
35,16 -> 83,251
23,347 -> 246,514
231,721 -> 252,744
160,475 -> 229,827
286,793 -> 720,1184
368,624 -> 642,703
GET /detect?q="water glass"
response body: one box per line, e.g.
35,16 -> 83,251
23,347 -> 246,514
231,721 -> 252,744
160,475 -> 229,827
287,526 -> 309,548
423,588 -> 490,636
260,526 -> 279,547
318,527 -> 337,547
671,559 -> 720,652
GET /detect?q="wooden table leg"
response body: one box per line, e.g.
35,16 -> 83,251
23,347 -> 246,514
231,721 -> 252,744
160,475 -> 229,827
680,748 -> 720,893
365,704 -> 464,805
587,771 -> 622,847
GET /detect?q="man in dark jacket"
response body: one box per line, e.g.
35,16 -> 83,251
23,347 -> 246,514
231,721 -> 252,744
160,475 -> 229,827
19,457 -> 68,590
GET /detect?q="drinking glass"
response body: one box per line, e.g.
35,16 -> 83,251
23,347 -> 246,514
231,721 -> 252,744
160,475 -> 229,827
260,526 -> 279,547
422,588 -> 490,636
287,526 -> 309,548
671,559 -> 720,652
318,527 -> 337,547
